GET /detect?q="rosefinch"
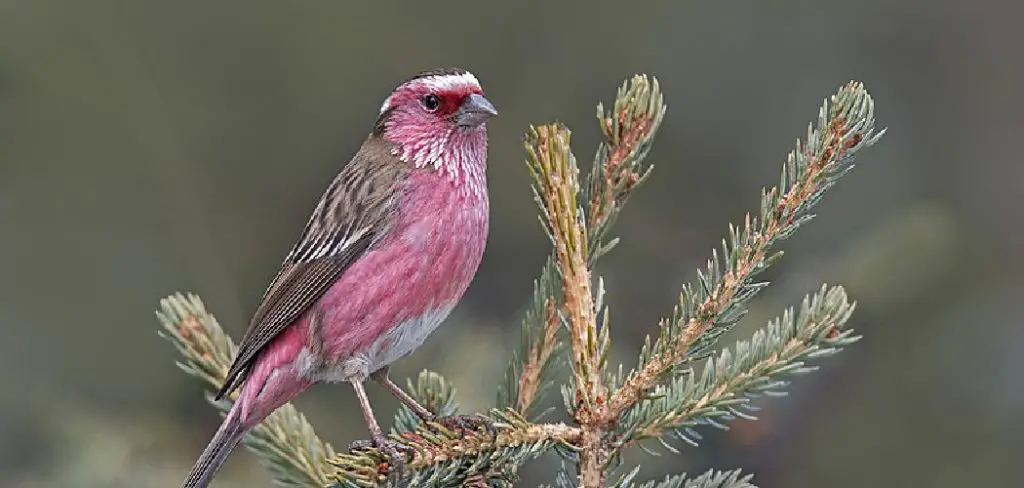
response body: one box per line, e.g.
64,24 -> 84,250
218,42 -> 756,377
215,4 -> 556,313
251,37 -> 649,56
181,67 -> 497,488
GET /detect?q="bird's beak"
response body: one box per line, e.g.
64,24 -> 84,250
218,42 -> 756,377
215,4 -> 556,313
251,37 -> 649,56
457,93 -> 498,128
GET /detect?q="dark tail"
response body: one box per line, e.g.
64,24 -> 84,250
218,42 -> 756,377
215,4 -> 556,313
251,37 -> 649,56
181,408 -> 246,488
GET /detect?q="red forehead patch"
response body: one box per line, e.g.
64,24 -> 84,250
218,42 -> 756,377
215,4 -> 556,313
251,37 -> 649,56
384,73 -> 482,114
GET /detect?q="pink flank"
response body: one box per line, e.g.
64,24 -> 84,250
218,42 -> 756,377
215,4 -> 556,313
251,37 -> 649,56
232,128 -> 489,430
318,168 -> 490,362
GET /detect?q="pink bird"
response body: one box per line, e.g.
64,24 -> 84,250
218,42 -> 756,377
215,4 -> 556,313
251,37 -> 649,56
181,67 -> 497,488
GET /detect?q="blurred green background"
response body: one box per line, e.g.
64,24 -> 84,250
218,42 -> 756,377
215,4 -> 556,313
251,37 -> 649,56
1,0 -> 1021,487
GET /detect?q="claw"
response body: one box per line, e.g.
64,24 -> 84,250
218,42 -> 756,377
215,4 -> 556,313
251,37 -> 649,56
347,433 -> 413,482
432,413 -> 497,440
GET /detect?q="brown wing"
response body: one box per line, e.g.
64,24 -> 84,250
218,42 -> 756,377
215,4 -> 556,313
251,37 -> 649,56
215,136 -> 405,399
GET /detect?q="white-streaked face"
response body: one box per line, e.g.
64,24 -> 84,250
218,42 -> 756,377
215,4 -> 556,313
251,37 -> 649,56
375,68 -> 494,192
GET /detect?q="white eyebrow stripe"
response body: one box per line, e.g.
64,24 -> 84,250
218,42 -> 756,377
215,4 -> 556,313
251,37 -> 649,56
414,72 -> 481,91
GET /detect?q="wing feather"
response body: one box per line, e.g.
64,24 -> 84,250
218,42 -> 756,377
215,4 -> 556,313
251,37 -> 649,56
215,137 -> 404,399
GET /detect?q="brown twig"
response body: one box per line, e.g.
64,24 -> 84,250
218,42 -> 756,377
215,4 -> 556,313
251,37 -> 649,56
524,79 -> 663,488
330,420 -> 583,482
516,298 -> 561,412
526,125 -> 603,411
527,124 -> 607,488
411,422 -> 582,469
587,80 -> 657,234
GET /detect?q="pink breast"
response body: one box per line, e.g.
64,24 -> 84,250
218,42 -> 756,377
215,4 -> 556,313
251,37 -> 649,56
312,169 -> 489,361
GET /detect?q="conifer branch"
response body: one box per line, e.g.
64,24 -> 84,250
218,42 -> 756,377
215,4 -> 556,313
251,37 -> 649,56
618,285 -> 859,450
514,296 -> 562,414
603,82 -> 884,425
586,75 -> 666,263
329,410 -> 581,488
519,75 -> 667,488
161,77 -> 882,488
632,469 -> 756,488
525,123 -> 608,488
497,255 -> 568,419
525,124 -> 605,415
499,76 -> 664,423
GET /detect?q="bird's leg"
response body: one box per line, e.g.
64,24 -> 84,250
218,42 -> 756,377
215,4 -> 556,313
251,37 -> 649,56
370,367 -> 496,439
370,367 -> 436,421
346,379 -> 412,480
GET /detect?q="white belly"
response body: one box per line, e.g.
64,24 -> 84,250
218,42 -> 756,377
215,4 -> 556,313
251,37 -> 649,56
362,305 -> 454,373
297,305 -> 454,383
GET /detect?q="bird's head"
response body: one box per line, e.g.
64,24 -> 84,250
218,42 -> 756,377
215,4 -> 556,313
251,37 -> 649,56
375,68 -> 497,177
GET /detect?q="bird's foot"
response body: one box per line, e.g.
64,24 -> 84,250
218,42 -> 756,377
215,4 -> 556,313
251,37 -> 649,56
347,433 -> 413,482
429,413 -> 497,440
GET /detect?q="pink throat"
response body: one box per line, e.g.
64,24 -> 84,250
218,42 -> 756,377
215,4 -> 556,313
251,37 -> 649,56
384,114 -> 489,190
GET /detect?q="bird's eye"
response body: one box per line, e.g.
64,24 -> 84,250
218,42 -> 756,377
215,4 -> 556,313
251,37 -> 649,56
421,94 -> 440,112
